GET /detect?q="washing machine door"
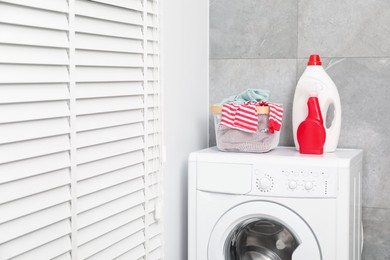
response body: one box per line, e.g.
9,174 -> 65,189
208,201 -> 321,260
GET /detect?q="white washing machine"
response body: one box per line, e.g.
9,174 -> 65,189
188,147 -> 363,260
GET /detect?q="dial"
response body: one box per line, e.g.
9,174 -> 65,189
256,175 -> 274,192
304,181 -> 314,190
288,180 -> 297,190
259,177 -> 272,190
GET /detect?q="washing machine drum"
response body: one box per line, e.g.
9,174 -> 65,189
207,201 -> 321,260
226,219 -> 298,260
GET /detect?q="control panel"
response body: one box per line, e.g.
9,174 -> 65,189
249,164 -> 338,198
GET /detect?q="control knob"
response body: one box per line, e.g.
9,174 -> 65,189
288,180 -> 297,190
259,177 -> 272,190
305,181 -> 314,190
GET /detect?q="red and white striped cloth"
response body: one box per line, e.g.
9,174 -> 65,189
220,102 -> 283,133
263,101 -> 283,133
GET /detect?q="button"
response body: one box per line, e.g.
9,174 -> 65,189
288,181 -> 297,190
304,182 -> 314,190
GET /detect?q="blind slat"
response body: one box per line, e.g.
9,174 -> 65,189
0,24 -> 69,48
0,83 -> 69,103
76,110 -> 143,132
77,150 -> 143,181
85,229 -> 145,260
76,82 -> 143,99
146,28 -> 158,41
78,191 -> 144,229
0,152 -> 70,184
0,135 -> 70,164
0,44 -> 69,65
76,123 -> 144,148
79,220 -> 144,260
75,16 -> 143,39
149,222 -> 161,239
75,0 -> 143,25
147,120 -> 160,135
0,220 -> 70,259
75,67 -> 143,82
0,169 -> 70,204
147,158 -> 161,175
76,96 -> 143,115
53,252 -> 72,260
0,118 -> 70,144
76,137 -> 143,164
77,165 -> 143,197
147,13 -> 158,27
146,54 -> 159,68
0,100 -> 69,123
0,0 -> 68,13
147,184 -> 160,203
75,33 -> 143,53
0,2 -> 68,31
114,244 -> 145,260
148,247 -> 163,260
0,64 -> 69,84
147,40 -> 159,54
0,186 -> 70,224
91,0 -> 142,11
146,0 -> 157,14
12,236 -> 71,260
149,233 -> 162,252
76,50 -> 143,67
0,202 -> 70,244
77,205 -> 144,245
77,180 -> 144,213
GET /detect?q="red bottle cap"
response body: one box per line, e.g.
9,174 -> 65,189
307,54 -> 322,66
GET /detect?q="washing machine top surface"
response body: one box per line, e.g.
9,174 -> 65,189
190,146 -> 362,168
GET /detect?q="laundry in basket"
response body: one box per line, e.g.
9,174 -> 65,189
212,90 -> 283,153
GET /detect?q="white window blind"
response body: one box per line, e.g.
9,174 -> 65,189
0,0 -> 162,259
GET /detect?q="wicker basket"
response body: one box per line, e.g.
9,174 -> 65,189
211,105 -> 280,153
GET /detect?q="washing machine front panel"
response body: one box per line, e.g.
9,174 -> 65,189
208,201 -> 321,260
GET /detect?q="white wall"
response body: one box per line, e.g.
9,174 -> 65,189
161,0 -> 209,259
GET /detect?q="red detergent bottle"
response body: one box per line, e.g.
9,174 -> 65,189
297,96 -> 326,154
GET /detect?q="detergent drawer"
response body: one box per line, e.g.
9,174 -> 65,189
197,162 -> 252,195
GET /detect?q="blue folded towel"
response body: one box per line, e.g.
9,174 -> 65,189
218,88 -> 270,105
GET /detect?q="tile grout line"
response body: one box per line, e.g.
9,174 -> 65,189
362,206 -> 390,211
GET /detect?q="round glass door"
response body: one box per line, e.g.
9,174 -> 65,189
225,218 -> 299,260
207,201 -> 321,260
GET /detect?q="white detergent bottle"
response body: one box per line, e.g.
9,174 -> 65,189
292,54 -> 341,152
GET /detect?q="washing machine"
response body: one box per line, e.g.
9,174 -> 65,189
188,147 -> 363,260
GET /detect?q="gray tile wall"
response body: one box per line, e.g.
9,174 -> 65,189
210,0 -> 390,259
